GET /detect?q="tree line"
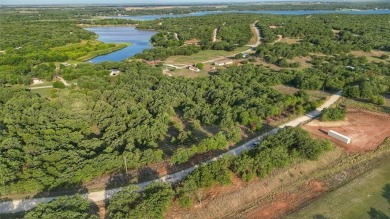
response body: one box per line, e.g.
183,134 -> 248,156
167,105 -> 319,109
23,127 -> 332,218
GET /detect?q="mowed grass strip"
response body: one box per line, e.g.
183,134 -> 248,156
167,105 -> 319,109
286,154 -> 390,219
165,46 -> 249,65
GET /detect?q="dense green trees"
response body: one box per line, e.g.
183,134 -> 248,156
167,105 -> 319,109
255,14 -> 390,69
0,61 -> 316,196
0,8 -> 389,202
134,14 -> 255,60
20,127 -> 332,217
320,107 -> 346,121
176,127 -> 332,207
108,183 -> 174,219
25,195 -> 99,219
0,19 -> 95,84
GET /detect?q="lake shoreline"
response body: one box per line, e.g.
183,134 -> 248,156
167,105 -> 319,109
81,43 -> 130,62
108,9 -> 390,20
84,26 -> 156,63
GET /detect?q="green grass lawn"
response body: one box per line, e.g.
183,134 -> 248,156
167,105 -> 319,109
286,157 -> 390,219
165,46 -> 250,65
341,96 -> 390,114
51,40 -> 129,62
76,43 -> 128,61
30,87 -> 53,98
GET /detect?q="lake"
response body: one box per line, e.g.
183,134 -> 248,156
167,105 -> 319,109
89,9 -> 390,62
111,9 -> 390,21
85,27 -> 156,63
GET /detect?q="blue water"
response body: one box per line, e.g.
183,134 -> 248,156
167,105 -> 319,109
111,9 -> 390,21
85,27 -> 156,63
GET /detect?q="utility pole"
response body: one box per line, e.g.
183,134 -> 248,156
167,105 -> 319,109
123,155 -> 128,175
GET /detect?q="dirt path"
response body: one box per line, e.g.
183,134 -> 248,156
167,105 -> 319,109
0,92 -> 343,214
248,20 -> 260,47
212,28 -> 218,42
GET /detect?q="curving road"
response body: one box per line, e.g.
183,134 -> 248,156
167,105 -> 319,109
0,91 -> 343,214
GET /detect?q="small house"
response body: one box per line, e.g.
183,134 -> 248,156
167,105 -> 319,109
31,78 -> 44,85
110,69 -> 120,76
62,62 -> 71,67
214,60 -> 233,66
188,66 -> 200,72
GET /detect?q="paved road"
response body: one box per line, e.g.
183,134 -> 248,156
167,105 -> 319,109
0,91 -> 342,214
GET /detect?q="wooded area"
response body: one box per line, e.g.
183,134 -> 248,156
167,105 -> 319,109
0,7 -> 389,218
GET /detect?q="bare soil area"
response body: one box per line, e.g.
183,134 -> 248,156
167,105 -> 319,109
303,108 -> 390,153
166,148 -> 345,219
246,181 -> 328,219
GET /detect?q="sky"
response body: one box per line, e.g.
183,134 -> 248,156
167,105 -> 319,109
1,0 -> 308,6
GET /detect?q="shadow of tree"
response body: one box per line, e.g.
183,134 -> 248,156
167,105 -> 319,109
105,173 -> 132,190
313,214 -> 330,219
0,212 -> 25,219
31,181 -> 89,199
382,184 -> 390,204
0,182 -> 91,216
137,167 -> 159,182
367,208 -> 390,219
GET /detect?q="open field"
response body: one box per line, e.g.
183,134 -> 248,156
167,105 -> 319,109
342,96 -> 390,114
274,37 -> 301,44
285,158 -> 390,219
351,50 -> 390,63
30,87 -> 53,97
169,68 -> 210,78
273,85 -> 331,102
303,108 -> 390,153
51,40 -> 128,62
165,46 -> 249,65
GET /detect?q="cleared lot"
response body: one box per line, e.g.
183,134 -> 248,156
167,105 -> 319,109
303,108 -> 390,152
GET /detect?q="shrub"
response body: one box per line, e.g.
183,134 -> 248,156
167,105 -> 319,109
370,95 -> 385,105
53,81 -> 65,89
195,63 -> 204,70
320,107 -> 346,121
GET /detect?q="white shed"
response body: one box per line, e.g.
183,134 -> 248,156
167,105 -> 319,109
328,130 -> 351,144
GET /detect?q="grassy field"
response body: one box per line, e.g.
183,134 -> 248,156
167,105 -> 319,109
272,85 -> 332,102
51,40 -> 129,62
170,68 -> 210,78
340,96 -> 390,114
165,46 -> 250,65
30,87 -> 53,98
286,157 -> 390,219
76,43 -> 128,61
351,50 -> 390,63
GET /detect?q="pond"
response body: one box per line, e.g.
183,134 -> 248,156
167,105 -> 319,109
85,27 -> 156,63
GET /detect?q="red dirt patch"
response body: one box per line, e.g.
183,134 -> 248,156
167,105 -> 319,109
246,180 -> 328,219
303,108 -> 390,153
